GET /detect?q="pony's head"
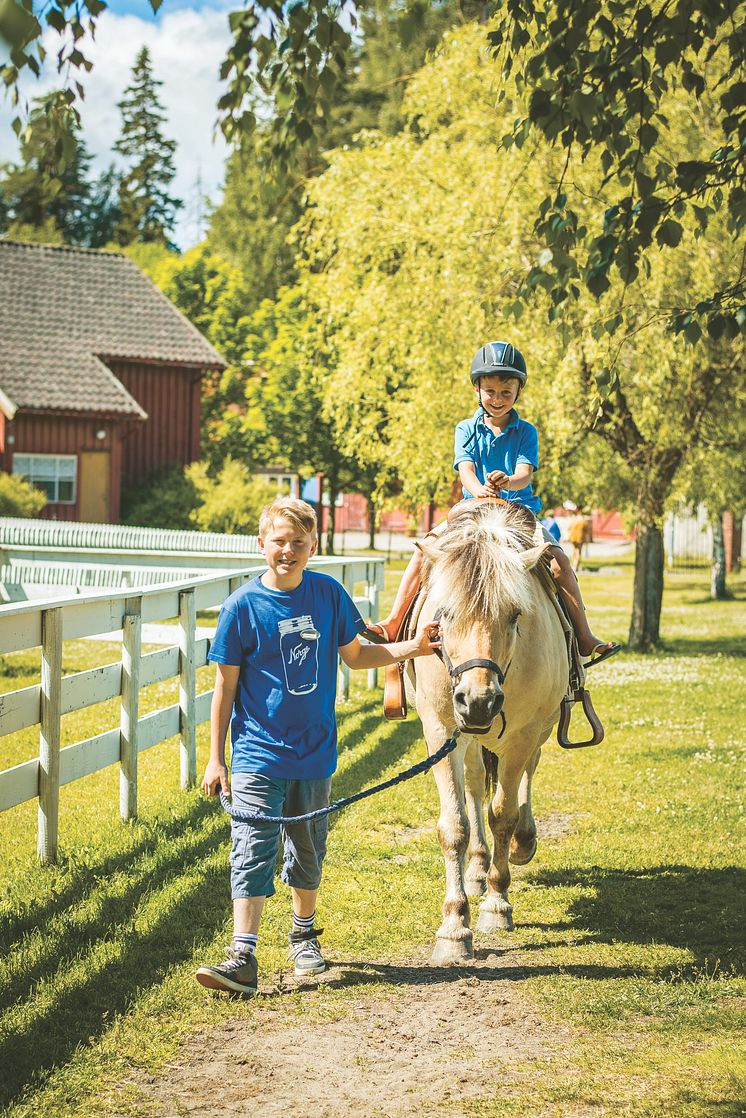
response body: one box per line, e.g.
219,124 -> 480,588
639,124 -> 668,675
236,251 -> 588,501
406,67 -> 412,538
420,505 -> 547,734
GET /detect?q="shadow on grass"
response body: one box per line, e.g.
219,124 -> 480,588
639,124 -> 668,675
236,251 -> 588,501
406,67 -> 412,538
0,698 -> 427,1110
306,958 -> 648,990
1,813 -> 226,1012
658,635 -> 746,658
0,797 -> 227,952
335,708 -> 387,757
0,855 -> 230,1112
330,717 -> 424,818
527,864 -> 746,974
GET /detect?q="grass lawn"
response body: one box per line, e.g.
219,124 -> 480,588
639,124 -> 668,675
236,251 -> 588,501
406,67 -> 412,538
0,555 -> 744,1117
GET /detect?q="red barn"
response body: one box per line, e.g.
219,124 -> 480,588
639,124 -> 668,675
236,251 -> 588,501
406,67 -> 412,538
0,241 -> 226,523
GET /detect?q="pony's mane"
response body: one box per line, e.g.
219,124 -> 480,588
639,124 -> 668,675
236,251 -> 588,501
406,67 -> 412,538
422,506 -> 543,633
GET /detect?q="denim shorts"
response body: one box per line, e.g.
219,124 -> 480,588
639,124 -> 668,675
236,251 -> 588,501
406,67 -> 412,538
229,772 -> 332,899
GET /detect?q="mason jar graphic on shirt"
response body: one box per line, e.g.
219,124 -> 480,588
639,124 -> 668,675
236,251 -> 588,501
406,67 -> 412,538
278,615 -> 320,695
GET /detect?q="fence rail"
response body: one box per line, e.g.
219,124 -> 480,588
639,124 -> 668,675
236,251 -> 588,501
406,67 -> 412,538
0,557 -> 384,863
0,516 -> 260,554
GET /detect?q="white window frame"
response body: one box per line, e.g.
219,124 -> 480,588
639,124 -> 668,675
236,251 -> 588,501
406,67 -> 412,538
12,453 -> 77,505
260,472 -> 299,498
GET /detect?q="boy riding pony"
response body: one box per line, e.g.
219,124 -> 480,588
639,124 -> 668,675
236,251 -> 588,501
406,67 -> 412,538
374,341 -> 620,680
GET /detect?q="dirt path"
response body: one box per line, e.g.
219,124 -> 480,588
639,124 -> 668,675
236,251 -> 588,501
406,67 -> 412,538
122,948 -> 569,1118
117,816 -> 578,1118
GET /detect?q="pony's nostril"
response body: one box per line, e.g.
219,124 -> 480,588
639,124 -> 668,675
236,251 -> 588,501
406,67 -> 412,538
492,690 -> 505,714
453,690 -> 469,711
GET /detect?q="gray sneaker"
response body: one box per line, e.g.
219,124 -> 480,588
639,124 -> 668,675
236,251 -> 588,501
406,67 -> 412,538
288,927 -> 326,976
196,945 -> 258,996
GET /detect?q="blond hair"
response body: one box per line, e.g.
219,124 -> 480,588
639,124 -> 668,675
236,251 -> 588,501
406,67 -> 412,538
259,497 -> 318,539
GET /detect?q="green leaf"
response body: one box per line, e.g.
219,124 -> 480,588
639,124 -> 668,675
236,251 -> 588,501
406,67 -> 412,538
46,8 -> 67,32
569,90 -> 598,131
656,219 -> 683,248
639,122 -> 658,151
595,366 -> 612,393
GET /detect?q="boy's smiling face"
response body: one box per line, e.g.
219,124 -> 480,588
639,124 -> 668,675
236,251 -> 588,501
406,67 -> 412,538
260,516 -> 318,589
474,374 -> 520,422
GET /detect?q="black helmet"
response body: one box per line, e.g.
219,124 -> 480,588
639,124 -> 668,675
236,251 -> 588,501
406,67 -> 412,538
470,341 -> 528,385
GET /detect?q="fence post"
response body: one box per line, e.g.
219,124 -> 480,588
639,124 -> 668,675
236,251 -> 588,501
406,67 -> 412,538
179,588 -> 197,789
38,606 -> 62,864
339,568 -> 354,701
366,562 -> 380,691
120,595 -> 142,822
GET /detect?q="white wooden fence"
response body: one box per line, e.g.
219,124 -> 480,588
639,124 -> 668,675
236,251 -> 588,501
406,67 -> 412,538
0,557 -> 384,864
0,516 -> 259,554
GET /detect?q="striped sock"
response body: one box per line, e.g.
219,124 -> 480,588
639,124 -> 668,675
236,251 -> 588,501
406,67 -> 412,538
292,911 -> 316,933
232,932 -> 258,956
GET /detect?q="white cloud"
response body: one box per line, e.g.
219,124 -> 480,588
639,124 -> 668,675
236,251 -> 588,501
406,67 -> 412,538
0,6 -> 233,248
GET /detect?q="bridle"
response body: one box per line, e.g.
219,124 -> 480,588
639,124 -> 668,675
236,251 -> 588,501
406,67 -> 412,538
432,608 -> 509,738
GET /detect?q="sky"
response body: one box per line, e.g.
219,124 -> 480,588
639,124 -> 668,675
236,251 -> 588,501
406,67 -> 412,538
0,0 -> 235,248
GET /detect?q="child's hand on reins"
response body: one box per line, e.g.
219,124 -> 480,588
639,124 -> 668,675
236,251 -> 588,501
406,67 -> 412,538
487,470 -> 510,490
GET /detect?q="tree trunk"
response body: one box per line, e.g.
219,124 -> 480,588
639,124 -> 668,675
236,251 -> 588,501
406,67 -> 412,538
628,519 -> 664,650
367,497 -> 377,550
710,515 -> 727,600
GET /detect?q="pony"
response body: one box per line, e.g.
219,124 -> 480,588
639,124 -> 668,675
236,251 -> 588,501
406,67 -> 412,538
406,503 -> 568,964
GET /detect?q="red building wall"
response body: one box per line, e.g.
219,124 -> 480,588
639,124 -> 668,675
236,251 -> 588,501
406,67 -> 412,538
109,360 -> 203,488
1,412 -> 127,522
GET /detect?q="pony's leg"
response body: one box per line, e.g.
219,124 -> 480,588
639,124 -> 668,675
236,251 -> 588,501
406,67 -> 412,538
426,725 -> 473,964
509,745 -> 541,866
476,746 -> 534,934
463,740 -> 489,896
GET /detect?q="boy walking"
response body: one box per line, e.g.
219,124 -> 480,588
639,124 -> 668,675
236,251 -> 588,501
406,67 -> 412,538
196,497 -> 436,996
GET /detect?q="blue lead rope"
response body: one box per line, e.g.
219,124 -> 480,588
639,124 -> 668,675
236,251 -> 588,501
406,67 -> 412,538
219,732 -> 460,825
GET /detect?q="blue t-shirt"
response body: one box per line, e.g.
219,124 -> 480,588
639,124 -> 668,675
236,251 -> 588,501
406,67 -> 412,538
209,570 -> 364,779
453,407 -> 541,514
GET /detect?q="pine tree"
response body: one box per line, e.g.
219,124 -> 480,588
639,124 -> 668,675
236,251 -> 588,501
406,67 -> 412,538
0,92 -> 94,244
114,46 -> 182,247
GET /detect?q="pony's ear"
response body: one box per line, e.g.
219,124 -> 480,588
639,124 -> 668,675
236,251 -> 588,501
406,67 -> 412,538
417,538 -> 441,564
520,543 -> 550,571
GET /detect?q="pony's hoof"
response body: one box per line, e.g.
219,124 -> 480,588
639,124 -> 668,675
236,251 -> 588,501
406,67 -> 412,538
464,873 -> 487,897
509,834 -> 537,865
476,906 -> 514,933
430,935 -> 474,965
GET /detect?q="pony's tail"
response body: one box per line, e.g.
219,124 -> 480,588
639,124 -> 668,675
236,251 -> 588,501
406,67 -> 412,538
482,747 -> 498,800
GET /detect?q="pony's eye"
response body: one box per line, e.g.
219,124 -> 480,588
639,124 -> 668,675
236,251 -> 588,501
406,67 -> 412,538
510,611 -> 521,627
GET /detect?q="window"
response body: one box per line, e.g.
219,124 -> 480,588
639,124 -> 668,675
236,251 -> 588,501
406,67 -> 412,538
13,454 -> 77,504
261,472 -> 299,498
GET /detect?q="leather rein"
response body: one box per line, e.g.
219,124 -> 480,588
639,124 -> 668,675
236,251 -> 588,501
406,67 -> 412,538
432,607 -> 509,738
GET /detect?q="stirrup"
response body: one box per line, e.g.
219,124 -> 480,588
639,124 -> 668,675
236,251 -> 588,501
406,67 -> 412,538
557,688 -> 604,749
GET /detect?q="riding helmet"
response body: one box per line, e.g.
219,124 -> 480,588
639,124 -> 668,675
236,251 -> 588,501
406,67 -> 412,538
470,341 -> 528,385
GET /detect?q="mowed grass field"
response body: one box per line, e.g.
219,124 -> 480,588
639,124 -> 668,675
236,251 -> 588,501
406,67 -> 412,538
0,554 -> 744,1117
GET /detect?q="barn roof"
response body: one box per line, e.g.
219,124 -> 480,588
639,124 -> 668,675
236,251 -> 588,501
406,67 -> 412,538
0,241 -> 227,419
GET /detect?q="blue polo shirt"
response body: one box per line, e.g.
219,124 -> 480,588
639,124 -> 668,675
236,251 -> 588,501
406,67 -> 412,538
453,407 -> 541,514
209,570 -> 365,779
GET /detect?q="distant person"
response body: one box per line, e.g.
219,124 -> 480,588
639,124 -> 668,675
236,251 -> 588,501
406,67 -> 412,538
541,514 -> 562,543
568,507 -> 592,572
195,497 -> 437,996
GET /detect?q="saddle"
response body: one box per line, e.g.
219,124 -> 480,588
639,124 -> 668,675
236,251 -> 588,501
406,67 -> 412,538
371,497 -> 604,747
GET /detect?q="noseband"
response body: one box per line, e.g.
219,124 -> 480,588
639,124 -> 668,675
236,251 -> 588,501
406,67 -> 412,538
432,609 -> 509,738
